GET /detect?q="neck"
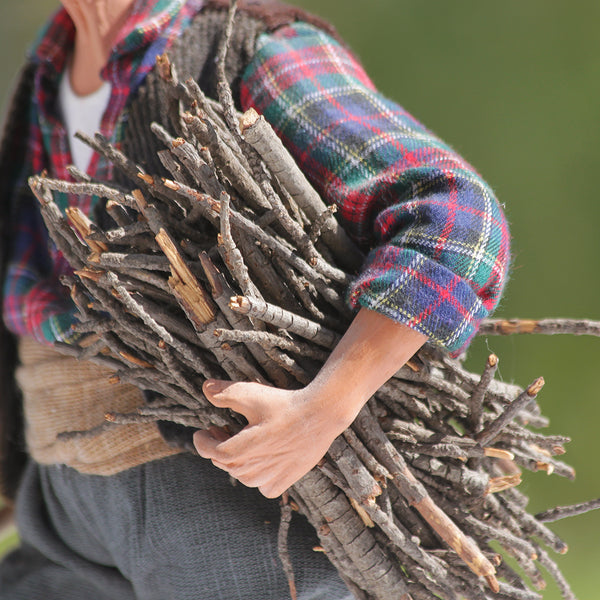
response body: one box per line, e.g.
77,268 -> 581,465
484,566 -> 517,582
61,0 -> 136,95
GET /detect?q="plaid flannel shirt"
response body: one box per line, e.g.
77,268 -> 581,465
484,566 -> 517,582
2,4 -> 509,354
2,0 -> 205,344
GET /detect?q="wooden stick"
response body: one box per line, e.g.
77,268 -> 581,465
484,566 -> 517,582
218,192 -> 261,299
535,498 -> 600,523
240,108 -> 363,271
155,227 -> 217,327
229,295 -> 340,349
183,112 -> 270,211
469,354 -> 498,433
214,328 -> 329,362
476,377 -> 545,446
277,498 -> 298,600
479,318 -> 600,337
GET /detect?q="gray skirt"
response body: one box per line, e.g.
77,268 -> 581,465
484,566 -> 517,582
0,454 -> 353,599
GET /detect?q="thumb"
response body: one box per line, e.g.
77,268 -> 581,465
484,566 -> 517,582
202,379 -> 270,423
193,427 -> 227,459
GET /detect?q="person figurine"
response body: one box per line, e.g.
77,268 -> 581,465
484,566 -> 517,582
0,0 -> 509,598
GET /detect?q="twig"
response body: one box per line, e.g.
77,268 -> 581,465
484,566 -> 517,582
476,377 -> 545,446
240,108 -> 363,271
215,0 -> 241,137
535,498 -> 600,522
469,354 -> 498,433
214,328 -> 329,362
278,498 -> 298,600
218,192 -> 261,298
229,295 -> 340,349
479,318 -> 600,337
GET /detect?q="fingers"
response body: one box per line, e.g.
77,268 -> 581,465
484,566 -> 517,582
193,428 -> 291,497
193,424 -> 250,462
202,379 -> 272,423
207,426 -> 231,443
259,481 -> 288,499
193,430 -> 272,486
215,459 -> 290,498
193,428 -> 226,458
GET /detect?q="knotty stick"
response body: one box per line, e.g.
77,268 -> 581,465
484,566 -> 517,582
240,108 -> 363,271
479,318 -> 600,337
277,500 -> 298,600
476,377 -> 545,446
229,295 -> 341,349
469,354 -> 499,433
536,498 -> 600,523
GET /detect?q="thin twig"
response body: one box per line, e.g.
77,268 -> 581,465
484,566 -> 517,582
535,498 -> 600,522
479,318 -> 600,337
278,498 -> 298,600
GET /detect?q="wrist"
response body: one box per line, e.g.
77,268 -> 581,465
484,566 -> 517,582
304,308 -> 428,429
303,377 -> 369,432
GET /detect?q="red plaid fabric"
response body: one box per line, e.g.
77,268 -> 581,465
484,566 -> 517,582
3,0 -> 205,344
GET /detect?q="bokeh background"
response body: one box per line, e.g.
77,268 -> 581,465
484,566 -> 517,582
1,1 -> 598,598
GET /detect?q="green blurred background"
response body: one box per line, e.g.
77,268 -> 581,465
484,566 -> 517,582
0,1 -> 598,598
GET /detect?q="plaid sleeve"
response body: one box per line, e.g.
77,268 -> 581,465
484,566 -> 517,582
2,190 -> 77,345
240,22 -> 510,354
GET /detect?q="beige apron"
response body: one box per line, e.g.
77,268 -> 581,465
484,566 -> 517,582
17,337 -> 180,476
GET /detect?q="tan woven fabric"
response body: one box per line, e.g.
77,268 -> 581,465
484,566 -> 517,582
17,337 -> 180,475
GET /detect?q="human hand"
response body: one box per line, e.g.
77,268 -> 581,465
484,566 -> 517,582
193,379 -> 349,498
193,308 -> 428,499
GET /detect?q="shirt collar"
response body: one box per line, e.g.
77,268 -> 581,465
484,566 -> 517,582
110,0 -> 191,59
31,7 -> 75,75
31,0 -> 202,77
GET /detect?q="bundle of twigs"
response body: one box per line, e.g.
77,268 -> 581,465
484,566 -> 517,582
28,6 -> 600,598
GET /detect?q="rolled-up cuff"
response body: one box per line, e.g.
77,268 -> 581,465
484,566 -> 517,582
348,247 -> 489,355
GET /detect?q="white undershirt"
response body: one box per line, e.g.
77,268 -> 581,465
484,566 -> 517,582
58,68 -> 112,172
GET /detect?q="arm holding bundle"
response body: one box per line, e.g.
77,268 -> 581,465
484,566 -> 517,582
194,22 -> 510,497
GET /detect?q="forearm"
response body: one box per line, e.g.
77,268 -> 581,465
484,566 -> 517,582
306,307 -> 427,428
